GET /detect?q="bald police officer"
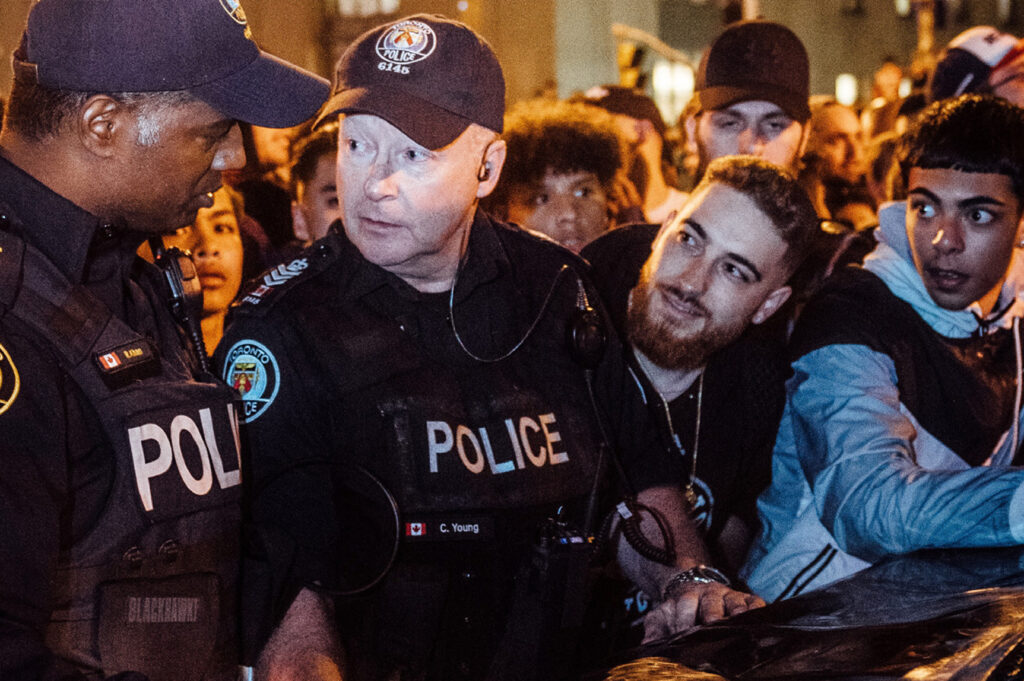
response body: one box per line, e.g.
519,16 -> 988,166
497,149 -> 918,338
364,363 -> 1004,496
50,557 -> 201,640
219,14 -> 761,681
0,1 -> 327,679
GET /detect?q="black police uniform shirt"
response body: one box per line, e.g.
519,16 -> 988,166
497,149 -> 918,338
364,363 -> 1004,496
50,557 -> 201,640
0,155 -> 241,681
217,212 -> 670,680
581,224 -> 786,637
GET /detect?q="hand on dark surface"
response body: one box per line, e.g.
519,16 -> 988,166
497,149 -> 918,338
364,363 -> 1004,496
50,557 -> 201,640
641,582 -> 765,643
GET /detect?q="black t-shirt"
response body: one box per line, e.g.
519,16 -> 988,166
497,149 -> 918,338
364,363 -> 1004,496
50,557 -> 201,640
580,224 -> 787,646
218,213 -> 672,680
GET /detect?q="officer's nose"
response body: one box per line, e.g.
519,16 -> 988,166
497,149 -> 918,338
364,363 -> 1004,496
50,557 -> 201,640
364,159 -> 398,201
212,124 -> 246,172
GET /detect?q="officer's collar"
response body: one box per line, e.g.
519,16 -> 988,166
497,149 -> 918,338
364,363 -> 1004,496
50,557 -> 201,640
341,210 -> 506,303
0,153 -> 122,284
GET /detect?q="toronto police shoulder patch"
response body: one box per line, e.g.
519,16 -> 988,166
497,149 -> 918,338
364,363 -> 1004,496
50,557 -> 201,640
222,339 -> 279,423
0,341 -> 19,415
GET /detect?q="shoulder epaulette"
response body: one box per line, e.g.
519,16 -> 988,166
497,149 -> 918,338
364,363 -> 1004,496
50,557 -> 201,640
232,237 -> 340,317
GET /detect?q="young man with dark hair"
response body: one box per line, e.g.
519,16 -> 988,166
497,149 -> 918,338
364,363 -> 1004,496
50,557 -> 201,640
0,0 -> 328,679
743,95 -> 1024,602
484,98 -> 626,253
582,156 -> 817,645
683,20 -> 811,180
289,121 -> 341,243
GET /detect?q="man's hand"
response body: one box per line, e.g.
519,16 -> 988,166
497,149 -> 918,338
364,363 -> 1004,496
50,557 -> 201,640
641,582 -> 764,644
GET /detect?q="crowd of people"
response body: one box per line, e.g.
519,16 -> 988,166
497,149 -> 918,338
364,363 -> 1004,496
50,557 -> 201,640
5,1 -> 1024,680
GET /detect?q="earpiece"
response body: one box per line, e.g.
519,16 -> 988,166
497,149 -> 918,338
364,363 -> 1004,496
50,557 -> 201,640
477,163 -> 491,182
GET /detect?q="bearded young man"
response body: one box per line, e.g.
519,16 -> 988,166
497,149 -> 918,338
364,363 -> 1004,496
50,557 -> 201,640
581,155 -> 818,646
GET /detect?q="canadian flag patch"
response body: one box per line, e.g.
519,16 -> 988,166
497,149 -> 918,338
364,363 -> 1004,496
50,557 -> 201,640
99,353 -> 121,369
405,522 -> 425,537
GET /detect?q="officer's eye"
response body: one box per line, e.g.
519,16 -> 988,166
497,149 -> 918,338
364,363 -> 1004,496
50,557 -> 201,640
404,148 -> 430,162
532,193 -> 550,206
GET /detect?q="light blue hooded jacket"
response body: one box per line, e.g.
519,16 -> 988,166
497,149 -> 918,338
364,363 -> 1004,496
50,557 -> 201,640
741,201 -> 1024,602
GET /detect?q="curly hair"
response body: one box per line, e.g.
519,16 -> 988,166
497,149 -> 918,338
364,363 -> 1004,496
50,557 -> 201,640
899,94 -> 1024,199
485,99 -> 624,216
697,155 -> 818,275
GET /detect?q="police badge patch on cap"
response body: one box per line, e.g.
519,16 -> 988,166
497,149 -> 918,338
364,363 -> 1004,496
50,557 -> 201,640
0,342 -> 20,416
219,0 -> 247,25
223,340 -> 279,423
376,19 -> 437,74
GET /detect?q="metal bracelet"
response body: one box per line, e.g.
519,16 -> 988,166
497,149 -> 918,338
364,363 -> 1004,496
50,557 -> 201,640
661,565 -> 731,602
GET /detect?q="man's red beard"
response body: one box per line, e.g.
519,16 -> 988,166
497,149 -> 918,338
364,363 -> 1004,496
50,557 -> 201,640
626,264 -> 746,371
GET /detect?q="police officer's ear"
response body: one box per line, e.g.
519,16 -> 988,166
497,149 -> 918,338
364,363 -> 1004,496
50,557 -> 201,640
77,94 -> 127,159
476,138 -> 507,199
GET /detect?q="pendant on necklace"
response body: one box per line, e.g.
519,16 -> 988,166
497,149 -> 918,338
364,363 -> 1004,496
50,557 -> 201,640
684,484 -> 699,508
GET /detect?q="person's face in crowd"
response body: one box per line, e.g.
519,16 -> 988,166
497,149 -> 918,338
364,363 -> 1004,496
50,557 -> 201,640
164,187 -> 245,317
113,99 -> 245,235
691,100 -> 806,172
293,151 -> 341,242
251,124 -> 296,169
810,105 -> 865,185
627,182 -> 792,370
906,167 -> 1024,312
505,169 -> 610,254
873,62 -> 903,101
336,114 -> 503,290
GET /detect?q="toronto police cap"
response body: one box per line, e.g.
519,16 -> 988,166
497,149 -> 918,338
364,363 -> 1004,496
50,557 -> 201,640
315,14 -> 506,150
13,0 -> 330,128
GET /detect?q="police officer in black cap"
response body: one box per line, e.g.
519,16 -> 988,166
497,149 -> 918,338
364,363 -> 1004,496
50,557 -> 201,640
0,1 -> 328,679
219,14 -> 762,681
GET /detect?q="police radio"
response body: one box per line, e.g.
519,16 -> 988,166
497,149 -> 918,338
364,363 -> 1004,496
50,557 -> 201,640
491,516 -> 597,680
148,237 -> 210,373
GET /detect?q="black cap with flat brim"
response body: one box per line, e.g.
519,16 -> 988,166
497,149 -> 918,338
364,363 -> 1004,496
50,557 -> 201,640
16,0 -> 329,128
314,15 -> 504,150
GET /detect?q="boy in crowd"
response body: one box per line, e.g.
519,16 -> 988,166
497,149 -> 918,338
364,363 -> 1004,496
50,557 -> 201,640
484,98 -> 627,253
290,121 -> 342,243
743,95 -> 1024,601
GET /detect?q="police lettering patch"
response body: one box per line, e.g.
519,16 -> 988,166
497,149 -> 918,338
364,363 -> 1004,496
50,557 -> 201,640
0,342 -> 20,415
223,340 -> 280,423
376,20 -> 436,70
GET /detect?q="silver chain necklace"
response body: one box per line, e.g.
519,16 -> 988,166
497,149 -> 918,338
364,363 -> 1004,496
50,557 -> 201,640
656,370 -> 704,509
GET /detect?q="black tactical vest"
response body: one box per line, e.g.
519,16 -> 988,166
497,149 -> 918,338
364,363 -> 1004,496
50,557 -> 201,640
0,230 -> 242,681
